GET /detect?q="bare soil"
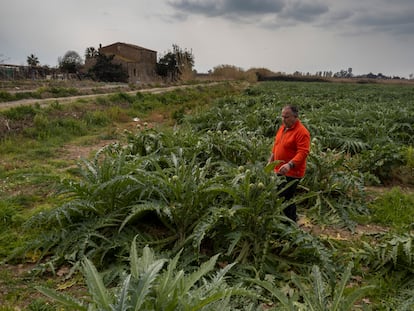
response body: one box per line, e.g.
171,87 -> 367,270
299,218 -> 388,241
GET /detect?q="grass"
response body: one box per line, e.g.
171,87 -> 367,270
0,80 -> 413,309
0,80 -> 134,103
368,187 -> 414,230
0,265 -> 63,310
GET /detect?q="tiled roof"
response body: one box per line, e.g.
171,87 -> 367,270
101,42 -> 156,53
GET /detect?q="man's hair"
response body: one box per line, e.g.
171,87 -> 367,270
284,105 -> 299,117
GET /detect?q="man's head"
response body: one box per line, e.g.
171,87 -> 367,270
281,105 -> 298,128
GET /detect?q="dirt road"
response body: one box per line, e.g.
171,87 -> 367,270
0,83 -> 219,110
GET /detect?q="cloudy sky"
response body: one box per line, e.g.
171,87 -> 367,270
1,0 -> 413,77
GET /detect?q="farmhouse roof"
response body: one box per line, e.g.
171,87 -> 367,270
101,42 -> 157,53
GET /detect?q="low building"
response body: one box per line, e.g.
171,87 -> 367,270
0,64 -> 55,80
95,42 -> 158,83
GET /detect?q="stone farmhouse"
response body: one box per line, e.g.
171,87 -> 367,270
87,42 -> 158,83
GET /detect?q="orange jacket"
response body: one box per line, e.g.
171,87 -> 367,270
271,119 -> 310,178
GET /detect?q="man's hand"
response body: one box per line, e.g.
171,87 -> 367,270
278,163 -> 291,175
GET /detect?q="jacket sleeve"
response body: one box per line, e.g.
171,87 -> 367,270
291,130 -> 310,166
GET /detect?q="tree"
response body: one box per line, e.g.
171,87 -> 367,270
156,44 -> 194,81
87,53 -> 128,82
58,50 -> 83,73
334,68 -> 353,78
26,54 -> 40,79
85,47 -> 99,60
27,54 -> 40,67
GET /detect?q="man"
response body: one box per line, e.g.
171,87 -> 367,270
268,105 -> 310,222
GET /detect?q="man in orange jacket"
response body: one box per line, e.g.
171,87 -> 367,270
268,105 -> 310,222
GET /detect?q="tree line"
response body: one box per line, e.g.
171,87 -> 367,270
3,50 -> 413,82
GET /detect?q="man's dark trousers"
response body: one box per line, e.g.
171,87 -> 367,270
278,177 -> 300,222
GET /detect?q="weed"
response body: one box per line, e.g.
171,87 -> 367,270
27,299 -> 56,311
84,110 -> 111,126
369,187 -> 414,230
2,105 -> 37,120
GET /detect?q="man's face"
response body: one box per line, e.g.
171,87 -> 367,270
281,107 -> 297,128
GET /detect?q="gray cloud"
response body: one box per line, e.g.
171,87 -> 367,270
223,0 -> 285,15
168,0 -> 285,17
317,1 -> 414,36
168,1 -> 223,17
350,8 -> 414,35
168,0 -> 332,29
168,0 -> 414,36
281,1 -> 329,22
169,0 -> 329,23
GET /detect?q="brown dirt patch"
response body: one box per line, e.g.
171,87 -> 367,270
147,112 -> 166,123
298,216 -> 388,241
60,139 -> 118,161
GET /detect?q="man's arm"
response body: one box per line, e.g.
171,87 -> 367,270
290,131 -> 310,166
